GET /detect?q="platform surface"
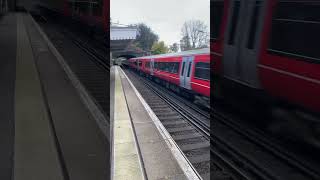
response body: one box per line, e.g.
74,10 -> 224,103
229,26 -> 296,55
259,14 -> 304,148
0,13 -> 18,180
14,12 -> 64,180
0,12 -> 109,180
111,66 -> 201,180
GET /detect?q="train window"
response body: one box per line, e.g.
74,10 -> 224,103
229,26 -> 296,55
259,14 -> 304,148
168,63 -> 173,73
181,62 -> 186,76
268,1 -> 320,62
172,62 -> 180,74
228,1 -> 240,45
247,1 -> 261,49
158,62 -> 167,71
159,62 -> 162,70
169,64 -> 173,73
212,1 -> 224,41
165,62 -> 171,72
187,62 -> 192,77
155,62 -> 179,74
194,62 -> 210,81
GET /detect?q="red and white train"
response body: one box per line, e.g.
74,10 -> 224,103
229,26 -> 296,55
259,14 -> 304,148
128,48 -> 210,102
34,0 -> 109,32
213,0 -> 320,143
213,0 -> 320,113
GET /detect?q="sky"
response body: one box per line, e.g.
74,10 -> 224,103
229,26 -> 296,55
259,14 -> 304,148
111,0 -> 210,46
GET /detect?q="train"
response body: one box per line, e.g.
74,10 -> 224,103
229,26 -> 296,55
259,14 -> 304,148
62,0 -> 109,32
128,48 -> 210,105
212,0 -> 320,145
31,0 -> 108,34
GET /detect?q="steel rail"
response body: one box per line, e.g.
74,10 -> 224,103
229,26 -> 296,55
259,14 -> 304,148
126,70 -> 252,180
213,108 -> 320,180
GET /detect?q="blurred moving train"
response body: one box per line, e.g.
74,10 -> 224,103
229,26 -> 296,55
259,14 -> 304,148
62,0 -> 109,32
128,48 -> 210,104
32,0 -> 108,33
213,0 -> 320,144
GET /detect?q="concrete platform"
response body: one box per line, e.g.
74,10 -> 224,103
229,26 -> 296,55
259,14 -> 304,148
0,13 -> 18,180
111,66 -> 201,180
0,12 -> 109,180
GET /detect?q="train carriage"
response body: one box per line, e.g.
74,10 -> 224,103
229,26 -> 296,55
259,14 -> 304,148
190,54 -> 210,97
212,0 -> 320,114
34,0 -> 109,33
212,0 -> 320,145
128,48 -> 210,100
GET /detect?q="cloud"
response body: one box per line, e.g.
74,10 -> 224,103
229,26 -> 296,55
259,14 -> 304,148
111,0 -> 210,45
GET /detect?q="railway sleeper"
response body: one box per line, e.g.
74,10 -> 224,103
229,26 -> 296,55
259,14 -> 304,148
268,106 -> 320,148
179,142 -> 209,151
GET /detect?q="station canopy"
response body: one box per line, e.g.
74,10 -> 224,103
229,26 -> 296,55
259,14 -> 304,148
110,23 -> 142,58
111,25 -> 137,41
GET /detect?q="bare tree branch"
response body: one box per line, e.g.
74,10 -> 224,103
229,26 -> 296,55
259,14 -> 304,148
180,20 -> 209,50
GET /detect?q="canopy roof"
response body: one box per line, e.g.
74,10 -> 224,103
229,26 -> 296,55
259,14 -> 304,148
110,26 -> 138,40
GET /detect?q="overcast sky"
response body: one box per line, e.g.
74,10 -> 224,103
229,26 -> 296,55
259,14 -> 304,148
111,0 -> 210,46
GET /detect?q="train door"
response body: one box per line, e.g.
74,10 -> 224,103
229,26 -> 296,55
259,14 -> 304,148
222,0 -> 267,88
180,56 -> 194,89
150,59 -> 154,75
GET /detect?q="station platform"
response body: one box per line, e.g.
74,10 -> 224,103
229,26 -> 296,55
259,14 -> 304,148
111,66 -> 202,180
0,12 -> 108,180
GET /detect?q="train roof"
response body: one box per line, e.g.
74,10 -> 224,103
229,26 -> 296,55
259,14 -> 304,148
131,48 -> 209,60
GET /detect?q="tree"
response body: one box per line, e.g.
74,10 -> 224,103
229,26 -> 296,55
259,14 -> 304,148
126,42 -> 144,53
180,20 -> 209,50
169,43 -> 179,53
151,41 -> 168,55
180,35 -> 192,51
134,23 -> 159,52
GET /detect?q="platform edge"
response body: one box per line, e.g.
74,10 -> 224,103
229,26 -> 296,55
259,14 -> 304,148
119,67 -> 203,180
28,14 -> 109,140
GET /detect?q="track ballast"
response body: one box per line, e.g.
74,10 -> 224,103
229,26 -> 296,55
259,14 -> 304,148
124,68 -> 212,180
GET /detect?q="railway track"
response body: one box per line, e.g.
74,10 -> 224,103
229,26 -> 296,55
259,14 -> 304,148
65,31 -> 109,70
212,107 -> 320,180
124,69 -> 212,180
161,85 -> 320,180
125,69 -> 250,180
34,16 -> 109,117
125,68 -> 320,180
